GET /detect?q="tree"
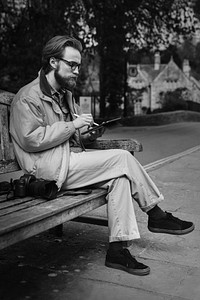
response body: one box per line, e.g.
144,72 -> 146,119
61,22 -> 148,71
81,0 -> 195,117
160,88 -> 190,112
0,0 -> 84,92
0,0 -> 196,117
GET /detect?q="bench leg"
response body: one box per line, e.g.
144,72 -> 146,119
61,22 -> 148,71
73,216 -> 108,227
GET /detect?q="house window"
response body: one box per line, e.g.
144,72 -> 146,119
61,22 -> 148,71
135,99 -> 142,115
129,67 -> 138,77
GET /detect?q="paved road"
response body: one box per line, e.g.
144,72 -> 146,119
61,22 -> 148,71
103,122 -> 200,165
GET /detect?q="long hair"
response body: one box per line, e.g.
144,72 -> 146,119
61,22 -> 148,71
42,35 -> 82,74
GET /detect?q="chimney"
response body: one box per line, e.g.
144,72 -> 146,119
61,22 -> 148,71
154,52 -> 160,70
183,59 -> 190,77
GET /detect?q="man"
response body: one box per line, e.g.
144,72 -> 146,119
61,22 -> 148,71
10,35 -> 194,276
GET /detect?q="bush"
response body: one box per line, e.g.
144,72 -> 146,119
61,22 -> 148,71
161,88 -> 188,112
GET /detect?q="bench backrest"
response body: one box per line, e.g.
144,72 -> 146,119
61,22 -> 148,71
0,91 -> 20,174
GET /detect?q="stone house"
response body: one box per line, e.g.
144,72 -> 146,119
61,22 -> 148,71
127,53 -> 200,115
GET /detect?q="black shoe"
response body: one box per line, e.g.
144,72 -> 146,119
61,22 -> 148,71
105,248 -> 150,276
148,212 -> 195,235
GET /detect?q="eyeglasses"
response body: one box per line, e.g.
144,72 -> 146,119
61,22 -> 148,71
58,58 -> 81,71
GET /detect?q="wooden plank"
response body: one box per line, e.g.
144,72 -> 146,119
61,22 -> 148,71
0,160 -> 20,174
88,138 -> 143,153
0,91 -> 18,169
0,188 -> 107,235
0,105 -> 10,161
0,195 -> 35,207
0,90 -> 15,105
0,192 -> 107,250
0,198 -> 47,217
0,195 -> 31,205
74,215 -> 108,227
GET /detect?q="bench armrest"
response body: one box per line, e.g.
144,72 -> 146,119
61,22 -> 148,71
86,138 -> 143,153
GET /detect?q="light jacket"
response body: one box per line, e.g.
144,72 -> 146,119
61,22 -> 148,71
10,70 -> 91,189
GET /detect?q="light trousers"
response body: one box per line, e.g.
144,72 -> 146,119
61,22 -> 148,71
62,149 -> 164,242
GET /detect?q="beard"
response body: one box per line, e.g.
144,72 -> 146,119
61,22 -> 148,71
54,68 -> 77,91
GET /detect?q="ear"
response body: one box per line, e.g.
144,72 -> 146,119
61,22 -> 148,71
49,57 -> 58,69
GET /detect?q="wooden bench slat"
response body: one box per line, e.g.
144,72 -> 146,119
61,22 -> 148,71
0,160 -> 20,174
88,138 -> 143,153
0,197 -> 47,217
0,188 -> 107,235
74,215 -> 108,227
0,189 -> 107,250
0,195 -> 33,204
0,90 -> 15,105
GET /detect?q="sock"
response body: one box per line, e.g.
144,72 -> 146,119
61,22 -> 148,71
109,241 -> 123,252
147,205 -> 166,219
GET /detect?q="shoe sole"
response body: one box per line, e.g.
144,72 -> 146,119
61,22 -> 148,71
148,223 -> 195,235
105,261 -> 150,276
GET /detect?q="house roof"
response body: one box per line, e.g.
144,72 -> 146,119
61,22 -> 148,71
128,57 -> 200,86
139,64 -> 166,82
128,55 -> 200,95
190,69 -> 200,81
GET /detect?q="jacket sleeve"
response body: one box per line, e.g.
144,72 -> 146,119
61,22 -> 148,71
10,96 -> 76,152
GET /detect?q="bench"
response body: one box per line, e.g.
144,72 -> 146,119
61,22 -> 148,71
0,90 -> 143,250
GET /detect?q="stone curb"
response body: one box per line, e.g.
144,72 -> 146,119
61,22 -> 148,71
144,145 -> 200,172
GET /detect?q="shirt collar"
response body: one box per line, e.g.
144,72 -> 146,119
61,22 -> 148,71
50,86 -> 65,99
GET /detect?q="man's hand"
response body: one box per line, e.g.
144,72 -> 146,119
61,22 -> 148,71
73,114 -> 93,129
89,126 -> 106,141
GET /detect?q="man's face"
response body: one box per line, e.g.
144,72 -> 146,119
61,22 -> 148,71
54,46 -> 81,91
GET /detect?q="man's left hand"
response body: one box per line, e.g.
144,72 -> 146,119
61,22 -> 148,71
89,126 -> 106,141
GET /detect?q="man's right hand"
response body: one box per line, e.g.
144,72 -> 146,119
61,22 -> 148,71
73,114 -> 93,129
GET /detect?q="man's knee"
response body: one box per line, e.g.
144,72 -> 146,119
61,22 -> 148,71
114,149 -> 133,162
112,148 -> 132,158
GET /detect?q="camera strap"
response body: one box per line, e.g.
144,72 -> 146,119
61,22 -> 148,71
57,189 -> 92,197
0,181 -> 12,195
0,181 -> 14,200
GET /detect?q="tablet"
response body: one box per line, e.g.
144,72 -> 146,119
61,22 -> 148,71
81,117 -> 121,135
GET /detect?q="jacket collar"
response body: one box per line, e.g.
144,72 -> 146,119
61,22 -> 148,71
39,68 -> 53,98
